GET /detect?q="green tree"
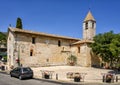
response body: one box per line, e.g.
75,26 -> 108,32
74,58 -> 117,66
16,17 -> 23,29
0,32 -> 7,46
0,32 -> 7,62
90,31 -> 120,67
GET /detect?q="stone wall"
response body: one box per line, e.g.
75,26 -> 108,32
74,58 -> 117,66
71,43 -> 101,67
7,29 -> 101,68
14,33 -> 78,67
7,30 -> 16,69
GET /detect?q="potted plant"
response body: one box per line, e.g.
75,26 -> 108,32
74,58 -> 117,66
67,55 -> 77,66
74,73 -> 81,82
106,74 -> 113,83
44,71 -> 50,79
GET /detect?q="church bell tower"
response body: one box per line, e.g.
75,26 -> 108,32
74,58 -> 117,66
83,11 -> 96,40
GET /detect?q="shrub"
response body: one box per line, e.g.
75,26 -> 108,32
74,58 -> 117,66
67,55 -> 77,66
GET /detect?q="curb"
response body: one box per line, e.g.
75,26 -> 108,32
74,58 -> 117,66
0,71 -> 9,75
0,71 -> 120,85
33,77 -> 120,85
33,78 -> 83,85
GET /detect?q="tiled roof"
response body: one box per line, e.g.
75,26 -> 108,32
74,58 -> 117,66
9,27 -> 80,40
84,11 -> 95,22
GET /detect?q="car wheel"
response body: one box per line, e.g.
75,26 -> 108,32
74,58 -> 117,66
30,76 -> 33,79
19,75 -> 22,80
10,74 -> 13,77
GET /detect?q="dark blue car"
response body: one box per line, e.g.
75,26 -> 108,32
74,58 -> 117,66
10,67 -> 33,80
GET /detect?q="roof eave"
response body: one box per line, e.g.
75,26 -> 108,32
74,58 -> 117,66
9,27 -> 80,41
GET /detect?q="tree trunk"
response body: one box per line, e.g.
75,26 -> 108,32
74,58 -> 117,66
110,57 -> 113,68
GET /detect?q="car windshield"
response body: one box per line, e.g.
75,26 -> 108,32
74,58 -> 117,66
23,68 -> 32,72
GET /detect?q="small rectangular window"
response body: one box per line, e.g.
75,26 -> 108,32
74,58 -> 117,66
69,43 -> 72,48
58,40 -> 61,47
92,22 -> 94,28
78,47 -> 80,53
32,37 -> 35,44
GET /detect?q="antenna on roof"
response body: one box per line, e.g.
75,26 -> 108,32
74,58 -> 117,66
88,0 -> 91,11
89,7 -> 91,11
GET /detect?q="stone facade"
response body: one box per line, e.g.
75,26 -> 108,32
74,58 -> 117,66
7,11 -> 101,70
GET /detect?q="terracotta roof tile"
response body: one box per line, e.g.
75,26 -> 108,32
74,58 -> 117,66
9,27 -> 80,40
84,11 -> 95,22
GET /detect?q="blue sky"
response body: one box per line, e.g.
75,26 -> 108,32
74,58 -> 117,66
0,0 -> 120,39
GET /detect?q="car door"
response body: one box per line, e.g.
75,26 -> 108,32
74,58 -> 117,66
15,68 -> 21,77
11,68 -> 18,77
12,67 -> 19,77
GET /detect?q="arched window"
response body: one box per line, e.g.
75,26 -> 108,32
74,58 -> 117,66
85,22 -> 88,29
92,22 -> 94,28
30,49 -> 33,56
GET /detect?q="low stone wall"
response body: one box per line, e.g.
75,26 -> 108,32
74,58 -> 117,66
31,66 -> 120,83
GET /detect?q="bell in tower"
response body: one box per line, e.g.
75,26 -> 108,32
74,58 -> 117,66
83,10 -> 96,40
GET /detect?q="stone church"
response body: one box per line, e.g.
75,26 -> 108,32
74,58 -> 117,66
7,11 -> 101,69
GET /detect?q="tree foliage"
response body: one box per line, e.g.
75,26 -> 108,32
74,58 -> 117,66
0,32 -> 7,62
90,31 -> 120,67
16,17 -> 23,29
0,32 -> 7,45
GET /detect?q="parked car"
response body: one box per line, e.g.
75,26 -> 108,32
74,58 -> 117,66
10,67 -> 33,80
